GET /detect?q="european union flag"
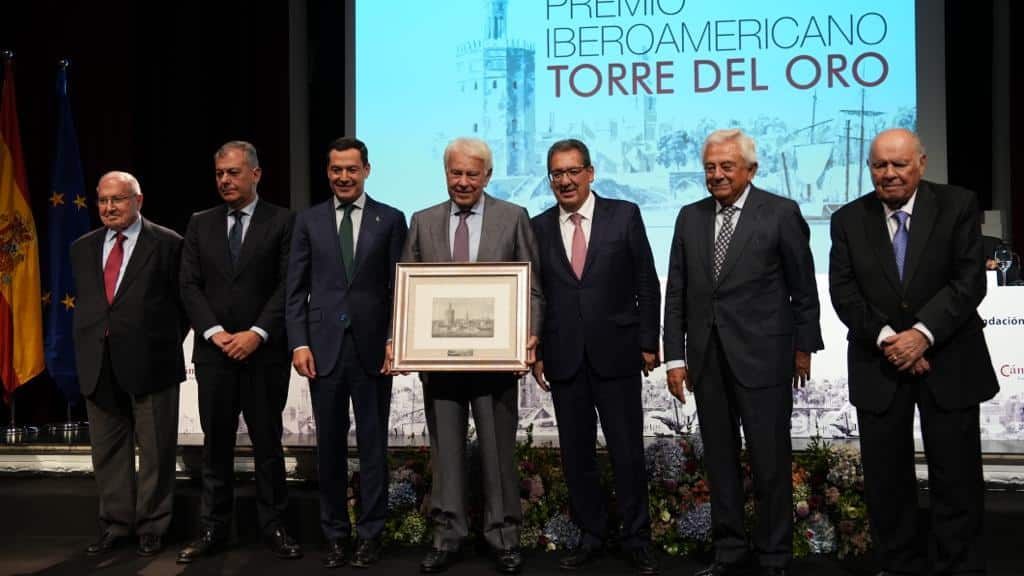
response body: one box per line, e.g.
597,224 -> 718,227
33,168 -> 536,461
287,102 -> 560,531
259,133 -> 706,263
44,64 -> 90,403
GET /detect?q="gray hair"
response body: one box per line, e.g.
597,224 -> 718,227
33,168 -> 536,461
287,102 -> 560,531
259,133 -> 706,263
702,128 -> 758,166
214,140 -> 260,168
444,137 -> 493,173
97,171 -> 141,196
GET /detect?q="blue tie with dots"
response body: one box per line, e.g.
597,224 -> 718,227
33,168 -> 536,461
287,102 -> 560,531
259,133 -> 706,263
892,210 -> 909,280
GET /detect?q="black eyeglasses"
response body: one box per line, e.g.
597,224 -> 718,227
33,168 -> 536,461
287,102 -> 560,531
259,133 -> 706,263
548,166 -> 589,182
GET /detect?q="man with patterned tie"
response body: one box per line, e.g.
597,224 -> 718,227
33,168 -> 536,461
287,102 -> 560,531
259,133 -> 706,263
394,137 -> 543,574
829,128 -> 997,576
70,171 -> 186,557
529,139 -> 661,575
663,129 -> 823,576
286,137 -> 407,569
178,141 -> 302,563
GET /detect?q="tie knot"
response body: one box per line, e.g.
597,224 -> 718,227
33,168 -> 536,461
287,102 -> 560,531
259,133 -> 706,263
569,212 -> 582,225
720,205 -> 738,218
457,209 -> 472,221
338,203 -> 356,216
114,232 -> 126,244
892,210 -> 909,226
231,210 -> 245,222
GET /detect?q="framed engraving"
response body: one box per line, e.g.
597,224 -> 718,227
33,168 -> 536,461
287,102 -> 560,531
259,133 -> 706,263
392,262 -> 530,372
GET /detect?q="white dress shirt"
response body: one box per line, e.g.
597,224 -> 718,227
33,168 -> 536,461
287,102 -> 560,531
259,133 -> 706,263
876,190 -> 934,348
558,191 -> 595,262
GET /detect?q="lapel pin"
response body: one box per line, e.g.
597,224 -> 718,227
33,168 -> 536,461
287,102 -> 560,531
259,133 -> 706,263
375,215 -> 380,223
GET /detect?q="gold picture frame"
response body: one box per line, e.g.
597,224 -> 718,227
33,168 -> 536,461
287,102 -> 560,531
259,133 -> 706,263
392,262 -> 530,372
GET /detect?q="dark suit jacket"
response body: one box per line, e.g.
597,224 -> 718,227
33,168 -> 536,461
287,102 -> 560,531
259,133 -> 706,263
829,180 -> 998,412
401,193 -> 544,337
180,199 -> 293,366
531,194 -> 659,381
664,186 -> 823,388
70,218 -> 187,396
286,195 -> 407,376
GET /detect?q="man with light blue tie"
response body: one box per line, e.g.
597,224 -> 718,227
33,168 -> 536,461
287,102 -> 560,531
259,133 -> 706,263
829,128 -> 997,575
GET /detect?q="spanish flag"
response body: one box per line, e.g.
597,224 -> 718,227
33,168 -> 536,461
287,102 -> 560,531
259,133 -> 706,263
0,58 -> 44,401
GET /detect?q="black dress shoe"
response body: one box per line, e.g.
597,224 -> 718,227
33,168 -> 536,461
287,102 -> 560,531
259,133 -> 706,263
630,546 -> 660,575
351,537 -> 381,568
176,527 -> 225,564
266,526 -> 303,559
420,547 -> 461,573
761,568 -> 788,576
559,545 -> 601,570
323,538 -> 350,569
86,531 -> 126,556
496,547 -> 523,574
137,533 -> 163,557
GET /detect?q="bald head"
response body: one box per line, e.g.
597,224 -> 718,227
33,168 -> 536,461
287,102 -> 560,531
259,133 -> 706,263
97,171 -> 143,231
868,128 -> 927,209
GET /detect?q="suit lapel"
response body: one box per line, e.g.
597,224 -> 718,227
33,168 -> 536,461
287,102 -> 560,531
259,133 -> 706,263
714,188 -> 760,286
433,202 -> 452,262
579,194 -> 608,281
90,230 -> 107,298
864,195 -> 903,293
319,199 -> 348,281
232,202 -> 266,276
113,218 -> 156,303
207,205 -> 232,277
547,208 -> 575,283
478,194 -> 508,261
901,183 -> 937,290
350,195 -> 379,281
695,198 -> 715,283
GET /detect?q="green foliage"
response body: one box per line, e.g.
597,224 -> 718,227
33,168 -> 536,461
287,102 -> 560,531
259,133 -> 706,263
351,432 -> 870,559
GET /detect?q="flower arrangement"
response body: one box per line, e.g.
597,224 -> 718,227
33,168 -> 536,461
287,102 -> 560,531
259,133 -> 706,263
346,429 -> 870,560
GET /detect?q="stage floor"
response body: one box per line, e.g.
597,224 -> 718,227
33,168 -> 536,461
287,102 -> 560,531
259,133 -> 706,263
0,476 -> 1022,576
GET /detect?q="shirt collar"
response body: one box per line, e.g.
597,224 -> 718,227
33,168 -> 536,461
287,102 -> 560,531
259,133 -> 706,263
106,215 -> 142,242
334,191 -> 367,211
882,190 -> 917,219
714,184 -> 750,213
559,190 -> 596,224
450,194 -> 485,216
232,194 -> 259,217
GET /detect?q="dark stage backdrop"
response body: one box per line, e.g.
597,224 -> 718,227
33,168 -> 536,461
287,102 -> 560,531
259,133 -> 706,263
0,0 -> 1021,426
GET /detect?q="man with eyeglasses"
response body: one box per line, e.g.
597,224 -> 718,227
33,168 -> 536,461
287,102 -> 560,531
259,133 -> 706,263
530,139 -> 661,575
178,141 -> 302,563
70,171 -> 187,557
663,129 -> 822,576
830,128 -> 997,575
393,137 -> 543,574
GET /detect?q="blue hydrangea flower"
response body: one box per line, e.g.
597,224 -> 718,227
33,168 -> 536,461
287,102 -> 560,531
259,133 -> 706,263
388,480 -> 417,512
543,513 -> 581,550
676,502 -> 712,541
645,438 -> 687,482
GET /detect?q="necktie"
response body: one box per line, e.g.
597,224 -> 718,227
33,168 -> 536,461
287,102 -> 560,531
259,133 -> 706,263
569,213 -> 586,279
892,210 -> 909,280
713,205 -> 738,281
453,209 -> 471,262
104,232 -> 126,304
228,210 -> 244,266
338,203 -> 355,279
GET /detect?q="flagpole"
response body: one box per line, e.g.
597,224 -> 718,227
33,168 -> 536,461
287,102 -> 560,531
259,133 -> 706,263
1,50 -> 33,444
44,56 -> 88,438
3,399 -> 36,443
